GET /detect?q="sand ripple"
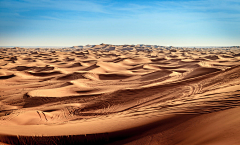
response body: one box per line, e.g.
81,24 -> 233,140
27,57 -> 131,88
1,45 -> 240,144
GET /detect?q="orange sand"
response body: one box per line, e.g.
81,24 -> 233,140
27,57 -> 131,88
0,45 -> 240,144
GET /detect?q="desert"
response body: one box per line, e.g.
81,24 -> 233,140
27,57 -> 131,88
0,44 -> 240,144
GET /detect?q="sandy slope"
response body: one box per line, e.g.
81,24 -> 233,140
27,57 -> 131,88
0,45 -> 240,144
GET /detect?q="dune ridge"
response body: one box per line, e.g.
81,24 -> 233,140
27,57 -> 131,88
0,45 -> 240,144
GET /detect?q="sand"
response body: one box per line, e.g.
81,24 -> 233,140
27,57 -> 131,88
0,45 -> 240,144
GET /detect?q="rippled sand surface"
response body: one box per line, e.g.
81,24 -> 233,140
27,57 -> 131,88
1,45 -> 240,144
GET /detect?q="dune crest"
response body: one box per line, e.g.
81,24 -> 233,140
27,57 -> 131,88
0,45 -> 240,144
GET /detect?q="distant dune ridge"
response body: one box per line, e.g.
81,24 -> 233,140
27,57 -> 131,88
0,44 -> 240,144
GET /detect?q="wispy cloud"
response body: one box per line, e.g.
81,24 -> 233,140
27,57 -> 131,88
0,0 -> 239,46
152,0 -> 240,14
113,3 -> 152,13
40,16 -> 63,21
0,0 -> 107,13
108,0 -> 240,24
1,0 -> 239,21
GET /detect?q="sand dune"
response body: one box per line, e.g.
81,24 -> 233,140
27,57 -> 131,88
0,45 -> 240,144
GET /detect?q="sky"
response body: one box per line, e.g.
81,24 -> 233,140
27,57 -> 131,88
0,0 -> 240,46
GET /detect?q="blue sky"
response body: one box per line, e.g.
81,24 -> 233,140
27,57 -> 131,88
0,0 -> 240,46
